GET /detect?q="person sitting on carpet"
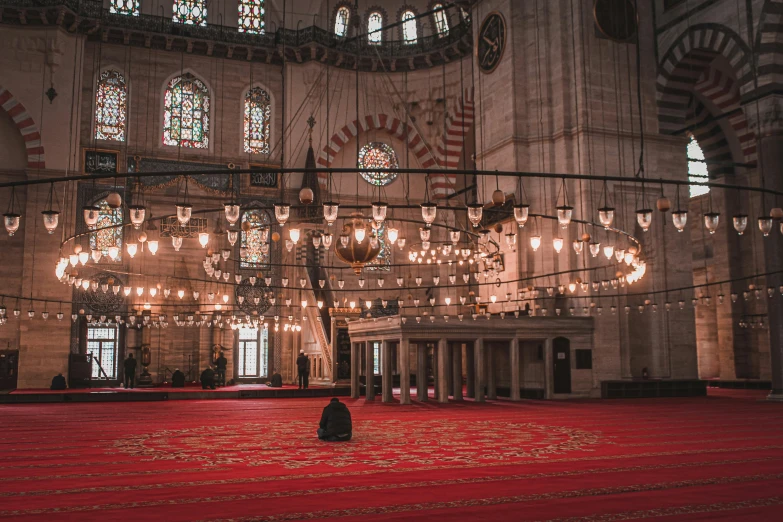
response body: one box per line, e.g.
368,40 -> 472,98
50,373 -> 67,390
171,368 -> 185,388
266,372 -> 283,387
317,398 -> 352,442
200,366 -> 216,390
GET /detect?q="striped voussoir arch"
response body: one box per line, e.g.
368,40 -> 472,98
430,88 -> 475,199
755,0 -> 783,91
657,23 -> 753,136
687,99 -> 735,177
694,67 -> 756,165
0,86 -> 45,169
316,113 -> 437,191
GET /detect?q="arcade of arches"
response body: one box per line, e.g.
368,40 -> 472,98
1,1 -> 782,520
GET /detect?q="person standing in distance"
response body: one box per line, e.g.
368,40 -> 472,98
296,350 -> 309,390
123,353 -> 137,389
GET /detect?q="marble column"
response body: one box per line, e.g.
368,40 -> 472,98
466,343 -> 475,398
382,340 -> 393,403
399,338 -> 411,405
452,342 -> 463,400
417,343 -> 428,401
486,343 -> 497,400
474,338 -> 485,402
437,339 -> 449,403
510,338 -> 520,401
350,342 -> 360,399
365,340 -> 375,401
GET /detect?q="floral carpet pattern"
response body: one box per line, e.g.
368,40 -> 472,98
0,389 -> 782,521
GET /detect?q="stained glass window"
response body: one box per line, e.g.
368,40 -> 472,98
244,87 -> 271,154
163,73 -> 210,149
358,142 -> 398,186
335,6 -> 350,36
86,326 -> 118,379
402,10 -> 417,43
173,0 -> 207,26
368,12 -> 383,44
110,0 -> 140,16
433,4 -> 449,36
94,70 -> 127,142
238,327 -> 269,377
688,135 -> 709,198
366,223 -> 391,271
238,0 -> 265,33
89,199 -> 123,261
240,210 -> 270,268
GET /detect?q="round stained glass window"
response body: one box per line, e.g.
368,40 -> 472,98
358,142 -> 399,186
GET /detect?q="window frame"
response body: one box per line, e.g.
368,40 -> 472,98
88,198 -> 124,263
236,326 -> 270,379
239,209 -> 272,269
687,134 -> 709,198
242,84 -> 273,155
367,11 -> 384,45
431,2 -> 450,37
400,9 -> 418,44
161,71 -> 212,150
85,324 -> 121,380
358,141 -> 399,186
172,0 -> 208,26
333,4 -> 351,37
238,0 -> 265,34
93,68 -> 129,143
109,0 -> 140,17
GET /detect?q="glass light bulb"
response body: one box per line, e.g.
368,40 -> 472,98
224,203 -> 241,225
148,240 -> 159,255
123,286 -> 132,296
467,204 -> 483,227
289,228 -> 301,244
41,210 -> 59,234
129,205 -> 146,229
136,286 -> 144,296
176,204 -> 192,225
598,207 -> 615,228
530,235 -> 541,251
513,205 -> 529,227
149,287 -> 157,297
322,233 -> 333,248
387,227 -> 399,245
421,203 -> 437,225
672,210 -> 688,231
126,243 -> 138,258
78,251 -> 89,265
3,213 -> 21,236
556,206 -> 573,228
198,232 -> 210,248
371,201 -> 388,223
636,209 -> 653,232
589,242 -> 600,257
323,202 -> 339,225
177,289 -> 185,299
733,214 -> 748,235
222,294 -> 229,303
704,212 -> 720,234
572,240 -> 583,254
552,237 -> 564,253
274,204 -> 290,226
758,216 -> 773,236
603,245 -> 614,259
354,226 -> 366,243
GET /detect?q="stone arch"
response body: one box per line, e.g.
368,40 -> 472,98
316,113 -> 437,189
753,0 -> 783,91
657,23 -> 753,136
0,85 -> 45,169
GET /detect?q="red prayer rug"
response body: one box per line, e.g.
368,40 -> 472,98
0,388 -> 781,521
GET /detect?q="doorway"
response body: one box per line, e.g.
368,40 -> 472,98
0,350 -> 19,391
552,337 -> 571,394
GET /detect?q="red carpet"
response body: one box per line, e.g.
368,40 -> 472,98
1,389 -> 782,521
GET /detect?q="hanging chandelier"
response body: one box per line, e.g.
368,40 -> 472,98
334,213 -> 381,274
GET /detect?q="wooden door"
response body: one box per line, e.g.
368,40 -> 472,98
0,350 -> 19,390
552,337 -> 571,394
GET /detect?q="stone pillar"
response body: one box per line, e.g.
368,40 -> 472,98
381,340 -> 393,403
399,338 -> 411,405
350,342 -> 360,398
365,340 -> 375,401
466,343 -> 475,398
446,342 -> 453,398
474,338 -> 485,402
544,337 -> 554,399
452,342 -> 463,400
486,342 -> 497,399
437,338 -> 449,403
759,129 -> 783,399
417,342 -> 428,401
510,338 -> 520,401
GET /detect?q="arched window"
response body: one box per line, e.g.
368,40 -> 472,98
89,199 -> 123,261
433,3 -> 449,36
238,0 -> 265,34
163,73 -> 210,149
688,135 -> 709,198
110,0 -> 140,16
173,0 -> 207,26
244,87 -> 271,154
358,142 -> 398,186
238,327 -> 269,377
94,70 -> 128,142
401,10 -> 417,44
240,210 -> 270,268
368,12 -> 383,44
335,6 -> 350,36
